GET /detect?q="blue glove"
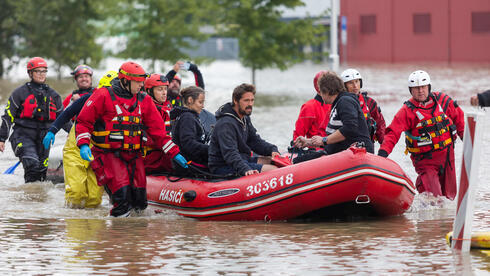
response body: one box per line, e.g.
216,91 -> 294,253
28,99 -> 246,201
80,145 -> 94,161
43,131 -> 55,149
173,153 -> 189,169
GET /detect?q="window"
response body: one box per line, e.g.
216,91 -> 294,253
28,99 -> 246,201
472,12 -> 490,33
360,15 -> 376,34
413,13 -> 431,34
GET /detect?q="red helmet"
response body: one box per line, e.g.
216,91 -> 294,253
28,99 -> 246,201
118,61 -> 148,82
314,70 -> 329,93
71,64 -> 93,78
172,74 -> 182,83
27,57 -> 47,71
144,74 -> 169,90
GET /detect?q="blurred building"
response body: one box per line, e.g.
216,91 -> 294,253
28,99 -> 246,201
185,17 -> 330,61
340,0 -> 490,63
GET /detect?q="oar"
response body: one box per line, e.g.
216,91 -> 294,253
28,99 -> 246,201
3,161 -> 20,174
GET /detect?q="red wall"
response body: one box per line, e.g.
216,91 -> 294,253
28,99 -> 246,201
340,0 -> 490,63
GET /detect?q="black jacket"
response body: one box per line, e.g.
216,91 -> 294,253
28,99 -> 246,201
0,82 -> 63,142
325,92 -> 374,154
208,102 -> 278,175
170,106 -> 208,165
477,89 -> 490,107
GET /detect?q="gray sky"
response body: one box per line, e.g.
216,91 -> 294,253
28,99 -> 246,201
281,0 -> 331,17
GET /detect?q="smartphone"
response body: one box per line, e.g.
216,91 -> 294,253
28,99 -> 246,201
180,61 -> 191,71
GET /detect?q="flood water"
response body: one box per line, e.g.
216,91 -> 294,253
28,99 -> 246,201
0,61 -> 489,275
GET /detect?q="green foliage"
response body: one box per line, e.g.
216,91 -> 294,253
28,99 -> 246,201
0,0 -> 24,77
110,0 -> 218,72
2,0 -> 103,78
217,0 -> 327,83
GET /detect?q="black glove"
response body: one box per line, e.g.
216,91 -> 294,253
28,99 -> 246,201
377,149 -> 388,158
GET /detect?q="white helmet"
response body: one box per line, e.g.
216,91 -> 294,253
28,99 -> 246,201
408,70 -> 431,87
341,68 -> 362,88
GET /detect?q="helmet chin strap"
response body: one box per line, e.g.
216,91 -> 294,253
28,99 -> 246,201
121,78 -> 132,92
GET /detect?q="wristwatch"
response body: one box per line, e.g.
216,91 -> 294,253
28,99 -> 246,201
322,136 -> 328,146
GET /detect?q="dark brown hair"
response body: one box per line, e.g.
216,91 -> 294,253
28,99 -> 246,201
181,86 -> 205,106
318,73 -> 345,96
232,83 -> 256,104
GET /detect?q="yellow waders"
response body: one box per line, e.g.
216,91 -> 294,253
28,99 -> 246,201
63,126 -> 103,208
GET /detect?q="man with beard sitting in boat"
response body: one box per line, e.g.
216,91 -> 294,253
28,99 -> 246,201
208,83 -> 280,176
378,70 -> 464,200
293,73 -> 374,162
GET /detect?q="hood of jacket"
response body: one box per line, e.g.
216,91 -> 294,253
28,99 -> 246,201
169,106 -> 198,120
215,102 -> 246,127
110,77 -> 134,99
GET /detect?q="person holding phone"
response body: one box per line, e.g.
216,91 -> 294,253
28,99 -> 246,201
165,61 -> 216,138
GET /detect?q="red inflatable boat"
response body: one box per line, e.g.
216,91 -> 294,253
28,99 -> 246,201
146,146 -> 416,221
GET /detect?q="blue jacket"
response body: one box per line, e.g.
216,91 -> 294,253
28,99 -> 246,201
208,102 -> 278,175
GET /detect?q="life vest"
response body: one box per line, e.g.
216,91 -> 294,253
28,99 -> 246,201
20,93 -> 57,122
155,103 -> 172,135
91,88 -> 145,151
403,93 -> 457,155
358,93 -> 376,141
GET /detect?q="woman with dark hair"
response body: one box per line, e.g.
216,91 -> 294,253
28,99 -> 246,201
170,86 -> 209,170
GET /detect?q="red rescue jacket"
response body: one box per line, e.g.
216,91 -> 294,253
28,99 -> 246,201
380,92 -> 464,156
293,94 -> 331,140
155,100 -> 172,134
63,88 -> 94,108
75,87 -> 179,158
358,92 -> 386,143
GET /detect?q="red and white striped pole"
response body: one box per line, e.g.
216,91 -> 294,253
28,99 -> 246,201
451,111 -> 484,251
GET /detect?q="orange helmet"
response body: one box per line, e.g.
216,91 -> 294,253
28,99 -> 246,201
313,70 -> 328,93
144,74 -> 169,90
118,61 -> 148,82
27,57 -> 47,71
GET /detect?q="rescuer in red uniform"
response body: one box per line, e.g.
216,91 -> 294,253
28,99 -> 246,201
341,68 -> 386,144
378,70 -> 464,200
63,65 -> 95,108
292,70 -> 332,141
142,73 -> 174,173
75,61 -> 188,217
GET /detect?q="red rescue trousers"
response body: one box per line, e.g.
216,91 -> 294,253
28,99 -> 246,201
411,146 -> 456,200
90,147 -> 147,217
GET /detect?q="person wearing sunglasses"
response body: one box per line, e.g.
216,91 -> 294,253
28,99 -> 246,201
0,57 -> 64,183
75,61 -> 188,217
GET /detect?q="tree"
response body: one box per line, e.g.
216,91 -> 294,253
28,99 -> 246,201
217,0 -> 327,85
110,0 -> 218,72
0,0 -> 23,78
15,0 -> 104,79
